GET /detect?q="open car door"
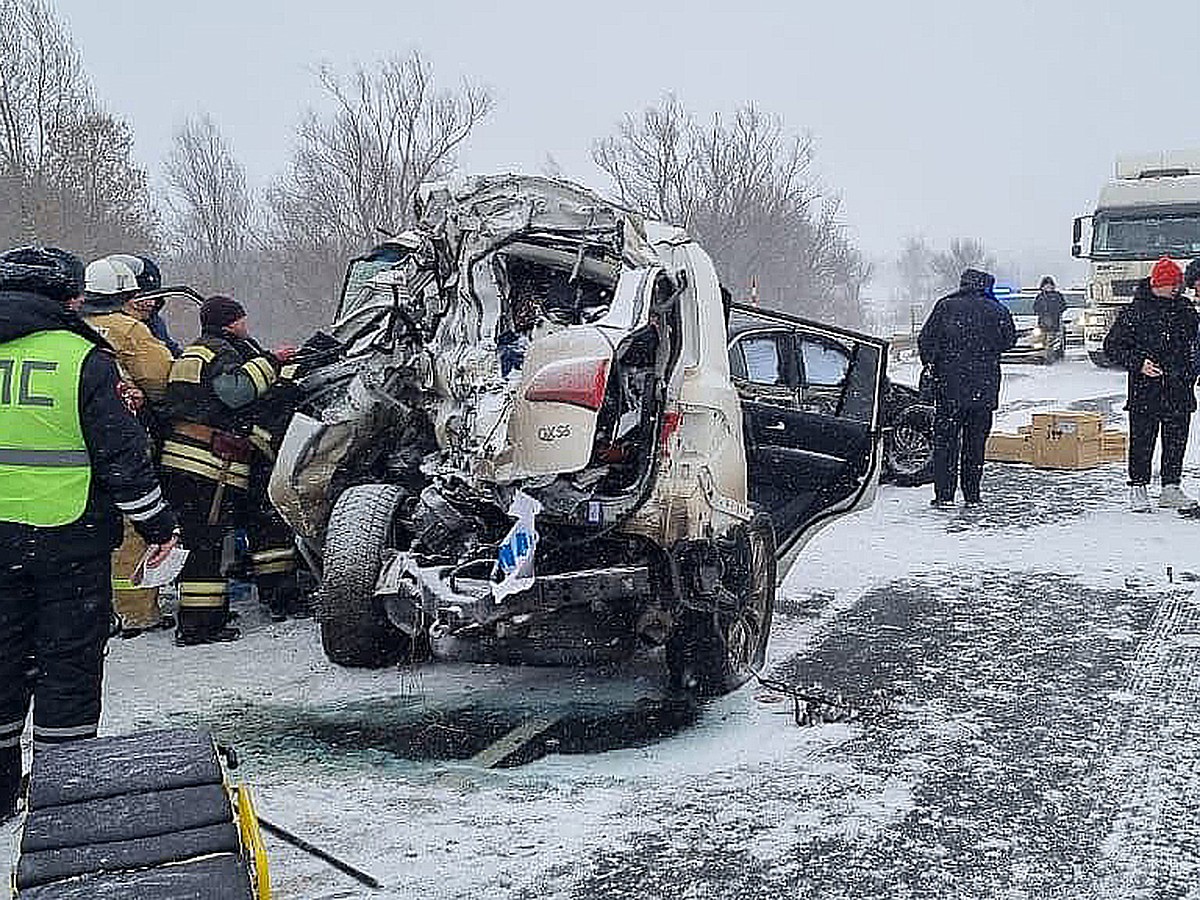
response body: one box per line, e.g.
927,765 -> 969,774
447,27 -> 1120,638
726,302 -> 887,571
137,286 -> 204,349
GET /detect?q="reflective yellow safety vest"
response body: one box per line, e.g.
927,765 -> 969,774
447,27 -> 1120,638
0,330 -> 93,526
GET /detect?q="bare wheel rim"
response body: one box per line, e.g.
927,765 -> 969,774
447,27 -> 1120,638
726,525 -> 771,674
889,423 -> 931,475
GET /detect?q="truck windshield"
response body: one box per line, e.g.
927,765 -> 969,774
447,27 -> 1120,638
1092,211 -> 1200,259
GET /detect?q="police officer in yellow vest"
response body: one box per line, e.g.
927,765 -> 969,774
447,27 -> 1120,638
162,295 -> 299,645
0,247 -> 179,821
81,255 -> 177,637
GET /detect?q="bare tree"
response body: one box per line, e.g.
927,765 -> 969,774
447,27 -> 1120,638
165,113 -> 252,284
268,52 -> 492,316
0,0 -> 154,253
42,108 -> 156,259
0,0 -> 87,241
593,97 -> 868,325
930,238 -> 997,292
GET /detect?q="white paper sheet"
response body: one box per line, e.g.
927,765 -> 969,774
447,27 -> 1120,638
131,546 -> 190,588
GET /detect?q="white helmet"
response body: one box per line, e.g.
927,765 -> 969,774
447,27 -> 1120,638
85,256 -> 140,296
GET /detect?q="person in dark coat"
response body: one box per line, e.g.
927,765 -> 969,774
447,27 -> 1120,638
1033,275 -> 1067,361
1103,257 -> 1198,511
918,268 -> 1016,507
0,247 -> 179,821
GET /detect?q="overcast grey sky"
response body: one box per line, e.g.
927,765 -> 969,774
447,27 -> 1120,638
54,0 -> 1200,287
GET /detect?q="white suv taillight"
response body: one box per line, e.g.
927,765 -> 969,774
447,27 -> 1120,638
524,357 -> 610,411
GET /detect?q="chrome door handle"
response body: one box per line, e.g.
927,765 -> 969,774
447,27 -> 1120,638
765,421 -> 786,431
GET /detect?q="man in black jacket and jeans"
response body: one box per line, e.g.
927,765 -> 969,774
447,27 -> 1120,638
1103,257 -> 1198,511
0,247 -> 179,821
918,268 -> 1017,508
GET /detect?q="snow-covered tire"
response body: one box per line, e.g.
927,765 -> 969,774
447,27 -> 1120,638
668,513 -> 777,697
884,405 -> 935,487
318,484 -> 408,668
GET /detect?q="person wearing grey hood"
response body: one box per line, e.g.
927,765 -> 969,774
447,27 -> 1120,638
918,268 -> 1017,508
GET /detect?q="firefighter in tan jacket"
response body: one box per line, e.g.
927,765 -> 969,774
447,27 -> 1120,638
81,256 -> 176,636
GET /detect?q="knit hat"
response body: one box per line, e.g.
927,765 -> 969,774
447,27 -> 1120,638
200,295 -> 246,331
1150,257 -> 1183,289
959,268 -> 996,295
0,246 -> 85,306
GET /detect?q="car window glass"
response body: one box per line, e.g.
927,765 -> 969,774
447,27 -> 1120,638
739,335 -> 786,385
799,339 -> 849,386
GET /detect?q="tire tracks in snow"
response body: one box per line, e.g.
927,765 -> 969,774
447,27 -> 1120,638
1081,586 -> 1200,899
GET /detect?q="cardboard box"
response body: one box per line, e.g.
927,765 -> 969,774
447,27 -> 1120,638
985,432 -> 1034,463
1034,434 -> 1103,470
1031,411 -> 1103,440
1101,430 -> 1127,462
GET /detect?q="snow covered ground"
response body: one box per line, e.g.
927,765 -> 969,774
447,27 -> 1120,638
8,348 -> 1200,898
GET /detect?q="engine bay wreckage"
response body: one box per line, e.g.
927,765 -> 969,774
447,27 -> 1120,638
270,174 -> 886,695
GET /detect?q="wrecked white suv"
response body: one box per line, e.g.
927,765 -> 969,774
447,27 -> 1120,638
269,174 -> 887,695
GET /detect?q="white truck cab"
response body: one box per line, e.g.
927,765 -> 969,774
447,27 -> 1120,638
1073,150 -> 1200,366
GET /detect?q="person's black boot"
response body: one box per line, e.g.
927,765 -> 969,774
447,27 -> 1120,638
1,745 -> 21,822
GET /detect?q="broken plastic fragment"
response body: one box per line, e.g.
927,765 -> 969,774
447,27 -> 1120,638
492,491 -> 543,602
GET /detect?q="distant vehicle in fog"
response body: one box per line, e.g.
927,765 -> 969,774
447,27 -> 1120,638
997,288 -> 1075,364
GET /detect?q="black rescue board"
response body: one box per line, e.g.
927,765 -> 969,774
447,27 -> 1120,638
27,729 -> 224,809
14,729 -> 254,900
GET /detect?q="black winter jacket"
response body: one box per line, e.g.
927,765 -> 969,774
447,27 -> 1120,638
0,289 -> 178,559
1034,289 -> 1067,330
1103,279 -> 1199,417
918,271 -> 1017,412
166,328 -> 286,436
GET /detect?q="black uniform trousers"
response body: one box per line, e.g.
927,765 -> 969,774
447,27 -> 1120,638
933,406 -> 994,503
1128,411 -> 1190,487
0,549 -> 112,812
160,464 -> 247,643
246,450 -> 300,619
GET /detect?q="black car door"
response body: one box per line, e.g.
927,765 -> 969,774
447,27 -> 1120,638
728,303 -> 887,563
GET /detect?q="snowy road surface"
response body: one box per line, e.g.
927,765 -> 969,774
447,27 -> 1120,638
8,350 -> 1200,899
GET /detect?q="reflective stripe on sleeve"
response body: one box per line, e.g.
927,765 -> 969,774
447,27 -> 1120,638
239,357 -> 274,395
126,499 -> 167,522
116,486 -> 161,513
181,345 -> 216,363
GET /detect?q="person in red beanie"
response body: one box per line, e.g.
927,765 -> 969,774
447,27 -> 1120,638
1104,257 -> 1198,510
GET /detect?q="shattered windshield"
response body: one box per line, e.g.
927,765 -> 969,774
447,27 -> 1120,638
338,258 -> 398,320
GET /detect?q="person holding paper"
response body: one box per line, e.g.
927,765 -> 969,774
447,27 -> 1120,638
0,247 -> 179,821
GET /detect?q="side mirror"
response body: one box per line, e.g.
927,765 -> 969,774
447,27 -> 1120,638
1072,217 -> 1083,244
1071,244 -> 1082,258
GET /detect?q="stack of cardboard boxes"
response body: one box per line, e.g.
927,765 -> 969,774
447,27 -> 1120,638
985,411 -> 1127,470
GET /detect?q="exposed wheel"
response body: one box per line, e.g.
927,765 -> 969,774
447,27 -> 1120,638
319,483 -> 409,668
668,512 -> 776,697
884,405 -> 935,487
